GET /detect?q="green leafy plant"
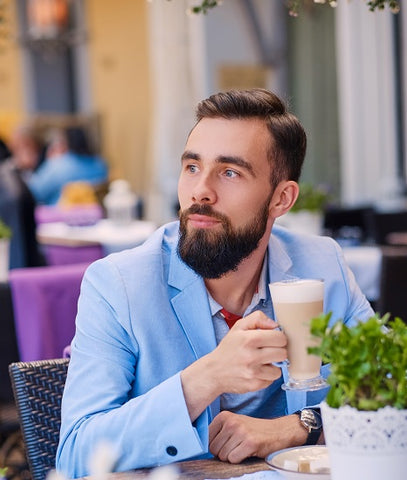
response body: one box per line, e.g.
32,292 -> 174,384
366,0 -> 400,12
0,218 -> 11,239
181,0 -> 400,16
290,183 -> 330,213
309,313 -> 407,410
188,0 -> 219,14
288,0 -> 400,16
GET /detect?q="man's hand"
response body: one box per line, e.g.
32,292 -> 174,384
209,411 -> 308,463
209,311 -> 287,394
181,311 -> 287,421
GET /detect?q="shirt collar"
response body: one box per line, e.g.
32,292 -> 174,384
207,250 -> 269,317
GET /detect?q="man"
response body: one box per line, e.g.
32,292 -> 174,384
0,156 -> 45,269
28,126 -> 108,205
8,124 -> 45,181
0,137 -> 11,162
56,89 -> 373,478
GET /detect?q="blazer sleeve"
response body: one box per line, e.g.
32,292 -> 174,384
55,259 -> 211,479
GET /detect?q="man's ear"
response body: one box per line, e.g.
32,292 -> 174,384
269,181 -> 299,218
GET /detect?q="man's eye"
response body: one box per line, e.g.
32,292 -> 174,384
186,164 -> 199,173
224,169 -> 239,178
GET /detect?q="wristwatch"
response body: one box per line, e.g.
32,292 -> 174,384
295,408 -> 323,445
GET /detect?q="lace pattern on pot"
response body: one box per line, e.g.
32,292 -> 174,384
321,404 -> 407,454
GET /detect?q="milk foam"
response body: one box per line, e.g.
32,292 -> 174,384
269,279 -> 324,303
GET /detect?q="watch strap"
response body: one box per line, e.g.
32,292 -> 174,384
303,425 -> 322,446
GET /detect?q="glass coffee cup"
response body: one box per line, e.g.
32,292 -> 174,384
269,278 -> 328,391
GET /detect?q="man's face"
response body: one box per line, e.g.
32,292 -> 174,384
177,117 -> 275,278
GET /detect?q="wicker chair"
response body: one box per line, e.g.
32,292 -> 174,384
8,358 -> 69,480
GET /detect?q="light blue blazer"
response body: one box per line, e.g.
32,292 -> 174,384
56,221 -> 373,478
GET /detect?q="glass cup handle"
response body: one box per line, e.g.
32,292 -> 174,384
272,360 -> 289,368
271,325 -> 288,368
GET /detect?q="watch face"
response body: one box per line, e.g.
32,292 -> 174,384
301,409 -> 322,430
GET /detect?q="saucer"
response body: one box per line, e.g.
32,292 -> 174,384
266,445 -> 330,479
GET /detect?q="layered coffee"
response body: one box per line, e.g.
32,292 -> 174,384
269,279 -> 326,389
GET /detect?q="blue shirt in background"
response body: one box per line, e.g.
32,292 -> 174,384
28,152 -> 108,205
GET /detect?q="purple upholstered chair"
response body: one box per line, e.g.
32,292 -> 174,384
9,262 -> 90,362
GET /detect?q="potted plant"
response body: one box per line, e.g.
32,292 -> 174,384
309,313 -> 407,480
0,218 -> 12,282
277,182 -> 330,235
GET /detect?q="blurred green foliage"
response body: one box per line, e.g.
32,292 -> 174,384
290,183 -> 330,213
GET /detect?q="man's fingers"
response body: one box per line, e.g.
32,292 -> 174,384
209,412 -> 240,460
233,311 -> 279,331
258,346 -> 287,367
222,441 -> 256,464
208,414 -> 223,444
235,328 -> 287,350
209,412 -> 259,463
214,438 -> 247,463
210,432 -> 237,461
259,329 -> 287,347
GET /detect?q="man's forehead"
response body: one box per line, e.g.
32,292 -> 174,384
183,136 -> 272,183
187,117 -> 270,148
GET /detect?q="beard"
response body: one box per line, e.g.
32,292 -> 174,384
177,197 -> 272,279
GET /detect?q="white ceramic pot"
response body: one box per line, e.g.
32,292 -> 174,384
0,238 -> 10,282
321,401 -> 407,480
276,211 -> 323,236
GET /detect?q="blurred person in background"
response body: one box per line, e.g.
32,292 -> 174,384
7,124 -> 46,181
27,126 -> 109,205
0,137 -> 11,162
0,156 -> 45,269
0,127 -> 45,268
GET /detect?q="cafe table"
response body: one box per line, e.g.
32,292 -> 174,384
80,458 -> 273,480
36,219 -> 157,265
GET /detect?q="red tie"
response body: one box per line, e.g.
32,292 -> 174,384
220,308 -> 242,329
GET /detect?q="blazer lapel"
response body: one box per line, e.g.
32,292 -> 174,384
168,247 -> 220,421
168,248 -> 217,360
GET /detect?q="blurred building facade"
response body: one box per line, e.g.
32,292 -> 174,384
0,0 -> 406,224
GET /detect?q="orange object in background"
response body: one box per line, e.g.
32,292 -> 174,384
27,0 -> 69,38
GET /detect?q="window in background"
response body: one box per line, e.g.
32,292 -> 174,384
16,0 -> 90,114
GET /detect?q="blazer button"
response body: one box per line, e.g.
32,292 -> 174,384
166,446 -> 178,456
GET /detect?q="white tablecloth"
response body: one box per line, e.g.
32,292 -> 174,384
37,219 -> 157,255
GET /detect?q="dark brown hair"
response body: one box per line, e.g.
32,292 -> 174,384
195,88 -> 307,189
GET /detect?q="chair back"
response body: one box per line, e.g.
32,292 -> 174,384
9,358 -> 69,480
9,262 -> 90,362
323,205 -> 374,243
377,247 -> 407,322
366,210 -> 407,245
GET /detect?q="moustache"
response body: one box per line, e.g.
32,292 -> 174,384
180,204 -> 226,222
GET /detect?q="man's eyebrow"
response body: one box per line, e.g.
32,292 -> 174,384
181,150 -> 200,162
217,155 -> 255,177
180,151 -> 256,177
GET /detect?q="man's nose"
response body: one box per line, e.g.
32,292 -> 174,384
192,175 -> 217,204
